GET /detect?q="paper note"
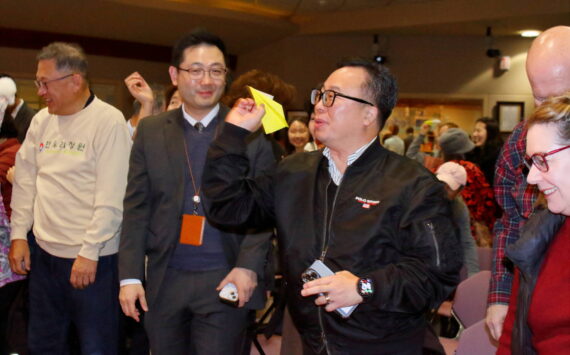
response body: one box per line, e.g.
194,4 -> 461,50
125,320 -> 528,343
248,86 -> 288,134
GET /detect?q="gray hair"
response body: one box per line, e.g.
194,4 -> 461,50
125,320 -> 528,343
37,42 -> 88,77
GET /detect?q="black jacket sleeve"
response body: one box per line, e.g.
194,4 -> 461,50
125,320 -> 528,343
203,123 -> 276,231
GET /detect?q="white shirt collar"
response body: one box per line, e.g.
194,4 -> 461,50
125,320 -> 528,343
181,103 -> 219,128
323,137 -> 377,185
11,99 -> 24,119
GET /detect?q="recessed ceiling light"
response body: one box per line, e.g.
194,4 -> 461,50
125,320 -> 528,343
520,30 -> 541,38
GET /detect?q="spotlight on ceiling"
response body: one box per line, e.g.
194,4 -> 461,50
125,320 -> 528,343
485,26 -> 502,58
520,30 -> 541,38
372,34 -> 388,64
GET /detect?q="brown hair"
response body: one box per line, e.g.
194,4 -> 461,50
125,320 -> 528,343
222,69 -> 296,110
526,93 -> 570,141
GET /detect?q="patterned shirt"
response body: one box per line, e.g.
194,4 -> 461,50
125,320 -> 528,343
488,121 -> 538,305
0,194 -> 25,287
428,159 -> 497,240
453,160 -> 497,238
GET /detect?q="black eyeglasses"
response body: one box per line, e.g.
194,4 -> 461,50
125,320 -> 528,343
34,73 -> 75,90
177,66 -> 227,80
524,144 -> 570,172
310,89 -> 374,107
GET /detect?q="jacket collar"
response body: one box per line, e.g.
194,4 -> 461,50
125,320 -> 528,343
506,208 -> 565,276
314,137 -> 386,182
343,137 -> 386,172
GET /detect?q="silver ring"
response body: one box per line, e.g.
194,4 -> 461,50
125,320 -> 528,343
324,294 -> 331,304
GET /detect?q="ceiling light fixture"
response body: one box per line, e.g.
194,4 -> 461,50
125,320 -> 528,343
520,30 -> 541,38
485,27 -> 501,58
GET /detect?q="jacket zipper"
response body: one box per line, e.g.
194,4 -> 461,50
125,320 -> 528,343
317,177 -> 342,355
425,221 -> 440,267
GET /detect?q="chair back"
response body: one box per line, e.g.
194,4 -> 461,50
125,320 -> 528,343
455,319 -> 498,355
452,270 -> 491,329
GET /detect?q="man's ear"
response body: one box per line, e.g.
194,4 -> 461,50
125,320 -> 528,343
71,74 -> 84,91
363,105 -> 379,127
168,66 -> 179,87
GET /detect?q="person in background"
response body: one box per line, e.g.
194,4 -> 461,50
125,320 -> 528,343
165,86 -> 181,111
222,68 -> 296,161
0,192 -> 25,355
304,111 -> 322,152
0,75 -> 36,143
222,69 -> 296,109
383,122 -> 405,154
286,116 -> 310,155
8,42 -> 131,354
438,128 -> 497,246
406,121 -> 458,170
0,116 -> 21,219
486,26 -> 570,341
403,126 -> 415,154
467,117 -> 503,186
304,84 -> 324,152
497,93 -> 570,354
435,162 -> 480,277
0,86 -> 25,355
124,72 -> 165,138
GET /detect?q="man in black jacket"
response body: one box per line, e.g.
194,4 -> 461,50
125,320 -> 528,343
203,58 -> 461,354
0,74 -> 36,143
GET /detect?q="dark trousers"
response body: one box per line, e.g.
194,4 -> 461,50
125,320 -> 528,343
145,268 -> 250,355
28,247 -> 119,355
0,279 -> 27,355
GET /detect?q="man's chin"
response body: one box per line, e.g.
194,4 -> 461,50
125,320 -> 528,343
195,98 -> 220,109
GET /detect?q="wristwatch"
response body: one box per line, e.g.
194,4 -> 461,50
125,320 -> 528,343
357,277 -> 374,301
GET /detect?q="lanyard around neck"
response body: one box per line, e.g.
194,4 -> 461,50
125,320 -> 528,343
182,138 -> 201,214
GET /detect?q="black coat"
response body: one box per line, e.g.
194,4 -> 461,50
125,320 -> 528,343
13,101 -> 36,143
506,209 -> 565,355
203,124 -> 462,354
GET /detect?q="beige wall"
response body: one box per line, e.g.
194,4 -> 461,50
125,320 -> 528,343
0,46 -> 170,115
1,33 -> 537,118
235,33 -> 536,117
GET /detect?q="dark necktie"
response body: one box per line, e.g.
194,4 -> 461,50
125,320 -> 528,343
194,122 -> 204,133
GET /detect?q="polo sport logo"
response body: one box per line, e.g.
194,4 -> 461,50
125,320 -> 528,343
355,197 -> 380,209
39,143 -> 45,152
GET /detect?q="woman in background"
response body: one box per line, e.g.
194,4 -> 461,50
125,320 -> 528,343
165,86 -> 181,111
438,128 -> 497,246
468,117 -> 503,186
223,69 -> 297,161
0,116 -> 20,219
286,116 -> 310,155
304,112 -> 323,152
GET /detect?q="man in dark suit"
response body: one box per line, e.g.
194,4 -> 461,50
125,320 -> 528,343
0,74 -> 36,143
118,30 -> 275,355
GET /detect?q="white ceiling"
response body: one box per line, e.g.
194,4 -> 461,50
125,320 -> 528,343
0,0 -> 568,54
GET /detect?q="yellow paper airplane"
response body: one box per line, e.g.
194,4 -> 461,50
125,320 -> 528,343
248,86 -> 288,134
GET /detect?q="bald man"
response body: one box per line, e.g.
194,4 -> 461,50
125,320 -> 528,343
486,25 -> 570,341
